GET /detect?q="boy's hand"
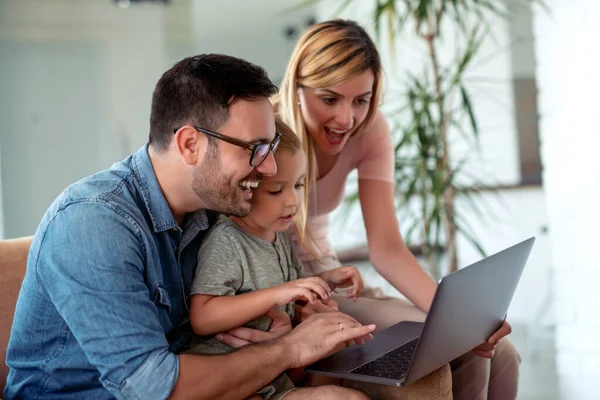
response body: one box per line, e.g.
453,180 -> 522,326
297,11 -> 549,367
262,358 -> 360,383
271,277 -> 331,306
318,266 -> 364,301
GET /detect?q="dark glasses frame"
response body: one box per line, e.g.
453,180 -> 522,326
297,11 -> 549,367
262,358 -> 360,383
173,126 -> 281,167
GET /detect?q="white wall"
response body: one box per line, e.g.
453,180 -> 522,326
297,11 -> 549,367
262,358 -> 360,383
535,1 -> 600,398
0,42 -> 108,238
0,0 -> 167,238
0,0 -> 167,161
164,0 -> 315,84
0,0 -> 318,238
189,0 -> 314,84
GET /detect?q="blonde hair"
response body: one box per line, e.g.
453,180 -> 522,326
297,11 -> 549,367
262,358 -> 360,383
273,19 -> 383,187
273,117 -> 321,260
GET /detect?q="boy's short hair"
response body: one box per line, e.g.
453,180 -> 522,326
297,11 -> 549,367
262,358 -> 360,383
274,116 -> 302,155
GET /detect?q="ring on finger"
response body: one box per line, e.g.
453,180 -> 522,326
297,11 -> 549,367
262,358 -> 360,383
338,322 -> 344,331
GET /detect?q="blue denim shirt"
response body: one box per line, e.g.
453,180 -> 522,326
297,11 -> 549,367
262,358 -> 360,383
5,144 -> 215,399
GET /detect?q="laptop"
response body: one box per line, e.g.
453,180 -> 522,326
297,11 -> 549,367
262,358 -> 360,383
306,237 -> 535,386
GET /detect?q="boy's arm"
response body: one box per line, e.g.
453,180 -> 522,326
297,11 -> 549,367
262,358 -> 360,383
190,226 -> 330,336
190,276 -> 331,335
190,227 -> 253,335
190,289 -> 278,335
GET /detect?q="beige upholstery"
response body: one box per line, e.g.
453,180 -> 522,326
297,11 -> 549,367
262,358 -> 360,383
343,363 -> 453,399
0,236 -> 33,395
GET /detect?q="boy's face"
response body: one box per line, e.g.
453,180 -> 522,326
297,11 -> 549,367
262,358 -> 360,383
244,149 -> 307,234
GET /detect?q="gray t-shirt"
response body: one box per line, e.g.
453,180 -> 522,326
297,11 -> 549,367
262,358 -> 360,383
186,216 -> 301,398
188,216 -> 303,355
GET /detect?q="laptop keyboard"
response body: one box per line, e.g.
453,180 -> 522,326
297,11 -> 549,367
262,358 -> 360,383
350,337 -> 419,380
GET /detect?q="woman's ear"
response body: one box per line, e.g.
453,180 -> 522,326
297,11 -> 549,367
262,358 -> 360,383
296,87 -> 304,108
174,126 -> 206,165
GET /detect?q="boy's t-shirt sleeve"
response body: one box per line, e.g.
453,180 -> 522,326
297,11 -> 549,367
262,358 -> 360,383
191,226 -> 244,297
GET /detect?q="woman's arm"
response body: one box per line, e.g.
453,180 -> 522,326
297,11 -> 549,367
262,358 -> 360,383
356,112 -> 514,350
356,110 -> 437,312
358,178 -> 437,312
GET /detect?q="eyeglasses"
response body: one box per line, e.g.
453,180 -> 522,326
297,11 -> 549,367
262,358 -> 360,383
173,126 -> 281,167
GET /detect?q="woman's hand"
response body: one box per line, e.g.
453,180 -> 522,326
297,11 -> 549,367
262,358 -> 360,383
472,319 -> 512,358
318,266 -> 364,301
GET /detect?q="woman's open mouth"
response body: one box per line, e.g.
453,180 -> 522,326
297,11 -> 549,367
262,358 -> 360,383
324,127 -> 350,145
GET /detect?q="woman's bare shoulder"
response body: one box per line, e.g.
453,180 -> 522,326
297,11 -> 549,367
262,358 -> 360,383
362,109 -> 391,137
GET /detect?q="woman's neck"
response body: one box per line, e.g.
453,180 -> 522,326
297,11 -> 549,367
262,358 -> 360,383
313,143 -> 339,180
230,216 -> 276,242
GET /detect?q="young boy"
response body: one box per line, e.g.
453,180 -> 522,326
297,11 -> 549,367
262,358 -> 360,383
184,117 -> 365,399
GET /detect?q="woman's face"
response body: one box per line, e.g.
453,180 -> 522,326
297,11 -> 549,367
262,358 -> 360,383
298,70 -> 375,156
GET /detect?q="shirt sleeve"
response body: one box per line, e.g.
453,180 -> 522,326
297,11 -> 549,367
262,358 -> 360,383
37,202 -> 178,400
356,112 -> 395,183
191,224 -> 244,297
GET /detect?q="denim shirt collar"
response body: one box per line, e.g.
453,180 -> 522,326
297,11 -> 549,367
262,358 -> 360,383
130,143 -> 209,233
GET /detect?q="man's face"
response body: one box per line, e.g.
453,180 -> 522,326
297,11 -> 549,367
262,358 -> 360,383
191,98 -> 277,217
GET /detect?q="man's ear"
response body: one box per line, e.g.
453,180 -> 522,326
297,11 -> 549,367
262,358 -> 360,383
174,126 -> 205,165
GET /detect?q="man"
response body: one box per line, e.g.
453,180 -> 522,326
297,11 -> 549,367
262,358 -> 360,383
4,54 -> 375,399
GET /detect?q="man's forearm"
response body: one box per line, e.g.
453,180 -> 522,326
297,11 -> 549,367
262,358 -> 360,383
170,339 -> 290,400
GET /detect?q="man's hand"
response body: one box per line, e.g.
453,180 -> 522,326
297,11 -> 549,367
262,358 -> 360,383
472,319 -> 512,358
318,266 -> 364,301
271,277 -> 331,306
282,311 -> 376,368
295,299 -> 372,347
215,307 -> 292,348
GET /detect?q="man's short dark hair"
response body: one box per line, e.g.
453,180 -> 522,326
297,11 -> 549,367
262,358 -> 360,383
149,54 -> 278,151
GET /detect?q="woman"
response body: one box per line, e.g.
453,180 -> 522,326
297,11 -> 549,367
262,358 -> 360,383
274,19 -> 520,400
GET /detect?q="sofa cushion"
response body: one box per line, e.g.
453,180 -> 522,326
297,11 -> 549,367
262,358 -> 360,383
0,236 -> 32,394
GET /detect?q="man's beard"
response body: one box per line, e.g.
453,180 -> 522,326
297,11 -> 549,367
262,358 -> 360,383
191,144 -> 260,217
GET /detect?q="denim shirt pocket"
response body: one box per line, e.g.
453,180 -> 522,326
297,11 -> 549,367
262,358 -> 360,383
153,282 -> 172,314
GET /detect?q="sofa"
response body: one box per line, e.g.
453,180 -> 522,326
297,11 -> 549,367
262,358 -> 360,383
0,236 -> 32,395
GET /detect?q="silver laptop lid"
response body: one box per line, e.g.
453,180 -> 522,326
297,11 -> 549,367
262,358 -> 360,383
405,237 -> 535,384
